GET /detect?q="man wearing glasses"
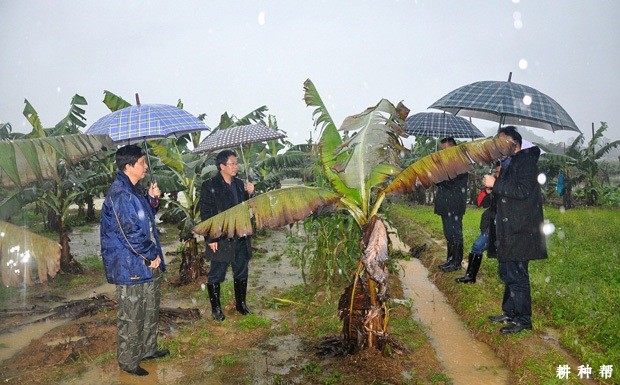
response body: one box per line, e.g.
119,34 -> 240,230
200,150 -> 255,321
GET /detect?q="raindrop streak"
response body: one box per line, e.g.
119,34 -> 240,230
523,95 -> 533,106
514,19 -> 523,29
257,11 -> 266,25
519,59 -> 528,70
543,221 -> 556,236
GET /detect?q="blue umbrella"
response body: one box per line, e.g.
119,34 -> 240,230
405,112 -> 484,139
429,73 -> 580,133
86,103 -> 210,143
86,98 -> 211,180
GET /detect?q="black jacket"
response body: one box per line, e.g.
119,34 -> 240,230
199,172 -> 252,263
488,147 -> 548,262
434,172 -> 468,217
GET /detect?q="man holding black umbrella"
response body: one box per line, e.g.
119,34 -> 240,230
484,126 -> 547,334
435,137 -> 469,273
200,150 -> 255,321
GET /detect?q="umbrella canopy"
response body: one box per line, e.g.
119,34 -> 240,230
404,112 -> 485,139
86,104 -> 210,143
429,74 -> 580,133
193,123 -> 287,180
193,124 -> 286,153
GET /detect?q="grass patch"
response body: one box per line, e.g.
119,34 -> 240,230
387,202 -> 620,384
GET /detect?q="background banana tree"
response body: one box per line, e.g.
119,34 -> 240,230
0,133 -> 111,286
193,79 -> 514,354
8,96 -> 114,273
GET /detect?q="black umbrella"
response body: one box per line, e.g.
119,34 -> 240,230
429,73 -> 581,132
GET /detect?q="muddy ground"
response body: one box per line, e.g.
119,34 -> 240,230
0,227 -> 447,385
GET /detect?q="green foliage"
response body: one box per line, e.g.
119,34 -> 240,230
235,313 -> 271,330
290,212 -> 362,286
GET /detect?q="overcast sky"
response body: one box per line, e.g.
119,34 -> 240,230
1,0 -> 619,147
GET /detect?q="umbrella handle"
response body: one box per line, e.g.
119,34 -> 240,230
144,140 -> 154,183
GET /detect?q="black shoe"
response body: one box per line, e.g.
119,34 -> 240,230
440,261 -> 462,272
122,366 -> 149,376
500,322 -> 532,334
143,349 -> 170,360
488,314 -> 513,323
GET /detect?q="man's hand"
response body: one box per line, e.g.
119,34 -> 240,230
148,182 -> 161,199
245,181 -> 255,196
208,242 -> 218,252
147,256 -> 161,268
483,174 -> 496,189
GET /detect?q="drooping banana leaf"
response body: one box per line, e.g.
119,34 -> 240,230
52,94 -> 88,135
303,79 -> 361,207
0,221 -> 61,286
192,186 -> 341,239
22,99 -> 46,138
0,134 -> 112,189
383,136 -> 515,195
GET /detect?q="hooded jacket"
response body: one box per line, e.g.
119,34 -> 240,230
100,171 -> 165,284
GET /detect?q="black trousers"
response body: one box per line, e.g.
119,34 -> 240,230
441,214 -> 464,244
208,239 -> 250,284
498,260 -> 532,325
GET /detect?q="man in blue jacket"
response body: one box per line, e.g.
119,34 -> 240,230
100,145 -> 169,376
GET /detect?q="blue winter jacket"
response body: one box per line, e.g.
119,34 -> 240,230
100,171 -> 165,285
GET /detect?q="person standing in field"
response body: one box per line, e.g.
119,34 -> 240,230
484,126 -> 547,334
434,137 -> 469,273
200,149 -> 255,321
100,145 -> 169,376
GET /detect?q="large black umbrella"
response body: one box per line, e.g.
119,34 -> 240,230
193,123 -> 286,179
405,112 -> 484,139
429,73 -> 581,133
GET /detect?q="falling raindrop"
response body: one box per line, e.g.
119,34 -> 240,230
257,11 -> 266,25
545,276 -> 551,283
514,19 -> 523,29
519,59 -> 528,70
512,0 -> 520,3
523,95 -> 532,106
537,173 -> 546,185
542,221 -> 555,235
57,86 -> 61,93
513,11 -> 522,20
559,206 -> 566,214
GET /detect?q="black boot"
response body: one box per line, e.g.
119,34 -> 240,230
456,253 -> 482,283
234,279 -> 251,315
438,241 -> 454,270
441,242 -> 463,272
207,283 -> 225,321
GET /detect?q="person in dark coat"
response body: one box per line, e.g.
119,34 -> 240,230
484,126 -> 548,334
100,145 -> 169,376
455,161 -> 500,284
434,137 -> 469,272
200,149 -> 254,321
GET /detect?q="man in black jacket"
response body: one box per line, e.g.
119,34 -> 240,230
200,150 -> 254,321
435,137 -> 469,272
484,126 -> 548,334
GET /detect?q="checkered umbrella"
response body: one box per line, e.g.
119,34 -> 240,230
193,124 -> 287,180
193,124 -> 286,153
405,112 -> 484,139
429,74 -> 580,133
86,104 -> 210,143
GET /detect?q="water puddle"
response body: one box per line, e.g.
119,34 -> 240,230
390,229 -> 511,385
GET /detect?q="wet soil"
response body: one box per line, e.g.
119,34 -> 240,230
1,227 -> 449,385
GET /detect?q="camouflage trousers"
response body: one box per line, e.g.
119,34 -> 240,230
116,269 -> 162,371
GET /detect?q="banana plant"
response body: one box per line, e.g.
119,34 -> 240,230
0,133 -> 110,286
192,79 -> 515,354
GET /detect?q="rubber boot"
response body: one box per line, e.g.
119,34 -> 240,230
456,253 -> 483,283
207,283 -> 225,321
438,241 -> 454,270
234,279 -> 251,315
441,242 -> 463,272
